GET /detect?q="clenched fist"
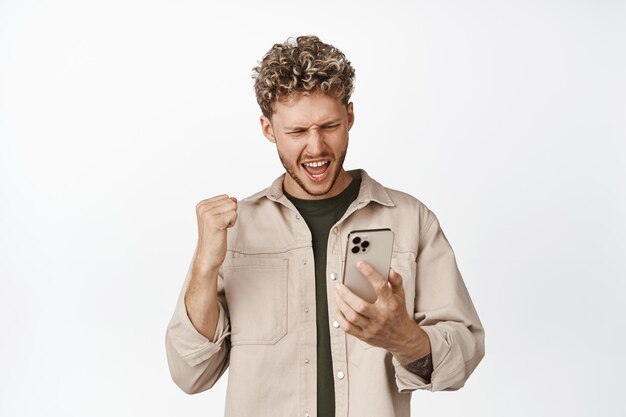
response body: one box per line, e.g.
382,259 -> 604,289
194,194 -> 238,272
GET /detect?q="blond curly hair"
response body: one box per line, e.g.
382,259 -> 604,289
252,35 -> 356,119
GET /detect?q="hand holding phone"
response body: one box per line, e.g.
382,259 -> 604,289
342,228 -> 394,303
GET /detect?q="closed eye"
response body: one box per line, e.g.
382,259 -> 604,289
287,124 -> 339,135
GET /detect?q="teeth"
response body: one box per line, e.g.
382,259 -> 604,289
303,160 -> 329,167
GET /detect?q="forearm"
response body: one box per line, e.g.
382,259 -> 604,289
166,255 -> 231,394
165,321 -> 230,394
390,323 -> 434,381
184,263 -> 221,341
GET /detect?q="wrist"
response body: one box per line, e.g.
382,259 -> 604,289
192,259 -> 221,280
390,321 -> 431,366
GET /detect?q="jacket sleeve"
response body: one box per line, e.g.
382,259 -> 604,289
165,245 -> 231,394
393,209 -> 485,392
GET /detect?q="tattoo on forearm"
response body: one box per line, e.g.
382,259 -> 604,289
404,353 -> 433,381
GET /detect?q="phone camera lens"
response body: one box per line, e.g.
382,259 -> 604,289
361,240 -> 370,248
352,236 -> 361,244
351,246 -> 360,254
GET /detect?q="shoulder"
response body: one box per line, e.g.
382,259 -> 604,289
385,185 -> 433,215
234,172 -> 284,210
381,185 -> 439,239
239,187 -> 269,205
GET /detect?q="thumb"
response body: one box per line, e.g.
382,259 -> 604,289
388,268 -> 404,293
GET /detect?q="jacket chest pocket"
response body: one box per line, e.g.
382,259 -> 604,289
358,252 -> 416,350
222,257 -> 289,346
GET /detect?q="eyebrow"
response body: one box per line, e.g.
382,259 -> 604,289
284,118 -> 342,131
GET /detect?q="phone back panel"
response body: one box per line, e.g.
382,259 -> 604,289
342,228 -> 394,304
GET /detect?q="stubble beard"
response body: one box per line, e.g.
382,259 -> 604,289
278,145 -> 348,198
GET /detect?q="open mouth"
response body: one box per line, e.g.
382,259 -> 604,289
301,160 -> 331,182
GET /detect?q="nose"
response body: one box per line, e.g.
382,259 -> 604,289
305,127 -> 325,154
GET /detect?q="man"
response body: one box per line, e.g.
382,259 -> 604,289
165,35 -> 485,417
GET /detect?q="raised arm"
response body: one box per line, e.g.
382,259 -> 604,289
165,195 -> 238,394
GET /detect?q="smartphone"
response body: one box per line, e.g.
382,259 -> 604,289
342,228 -> 394,303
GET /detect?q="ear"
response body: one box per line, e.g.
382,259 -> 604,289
260,115 -> 276,144
346,102 -> 355,131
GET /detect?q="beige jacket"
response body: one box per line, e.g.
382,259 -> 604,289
165,168 -> 485,417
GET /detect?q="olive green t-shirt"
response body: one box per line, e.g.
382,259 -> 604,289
284,176 -> 361,417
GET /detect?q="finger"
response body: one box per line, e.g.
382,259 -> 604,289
199,195 -> 237,208
335,285 -> 370,327
334,282 -> 375,319
356,260 -> 391,300
198,194 -> 230,206
334,305 -> 362,336
388,268 -> 404,295
215,210 -> 237,230
196,198 -> 237,214
225,211 -> 238,228
206,198 -> 238,214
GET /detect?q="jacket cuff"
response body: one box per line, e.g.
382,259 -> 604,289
393,325 -> 466,392
392,354 -> 432,392
167,300 -> 231,368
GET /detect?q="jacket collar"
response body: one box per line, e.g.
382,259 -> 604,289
248,168 -> 395,207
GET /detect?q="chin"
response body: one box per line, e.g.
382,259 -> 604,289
298,165 -> 341,196
279,150 -> 344,197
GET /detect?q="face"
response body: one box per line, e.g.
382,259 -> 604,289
260,92 -> 355,200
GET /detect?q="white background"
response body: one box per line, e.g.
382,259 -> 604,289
1,1 -> 625,416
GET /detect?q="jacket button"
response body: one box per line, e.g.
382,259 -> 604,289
336,370 -> 345,380
330,272 -> 338,280
296,214 -> 301,220
332,320 -> 340,328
